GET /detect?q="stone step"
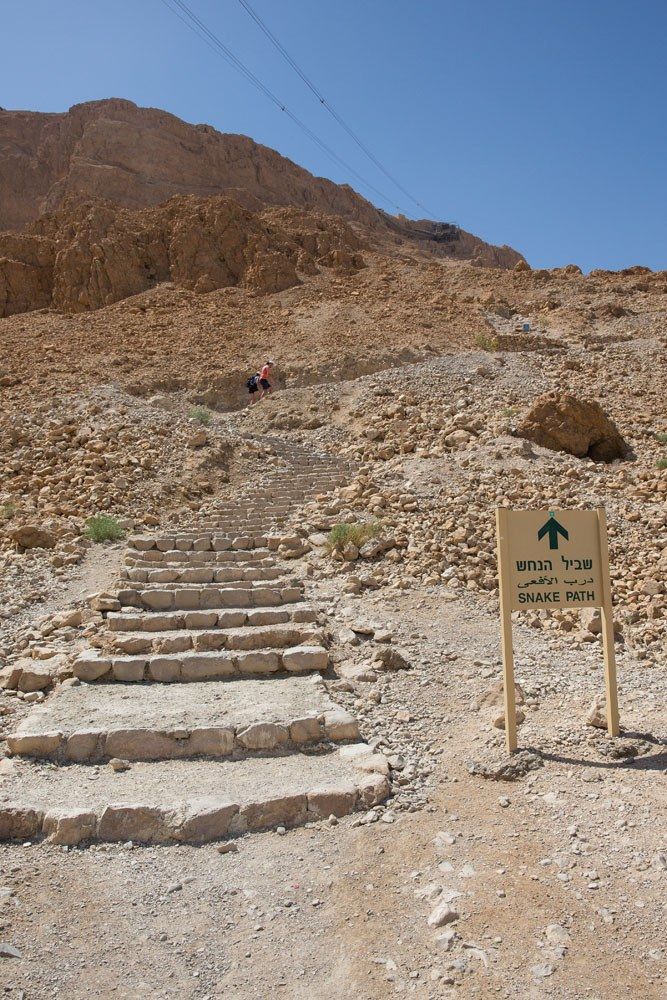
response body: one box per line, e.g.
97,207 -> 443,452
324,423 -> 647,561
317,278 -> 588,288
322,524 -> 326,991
74,642 -> 328,683
6,676 -> 359,762
0,746 -> 389,845
201,515 -> 290,522
121,564 -> 285,585
128,535 -> 268,552
124,550 -> 276,566
106,602 -> 318,632
194,526 -> 285,536
117,583 -> 303,611
200,505 -> 292,512
104,623 -> 324,656
205,503 -> 313,512
197,522 -> 290,530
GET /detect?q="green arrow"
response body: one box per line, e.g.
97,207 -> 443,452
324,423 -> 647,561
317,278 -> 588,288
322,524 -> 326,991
537,512 -> 569,550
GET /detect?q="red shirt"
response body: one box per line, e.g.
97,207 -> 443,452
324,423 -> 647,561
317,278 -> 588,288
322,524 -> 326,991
260,364 -> 271,380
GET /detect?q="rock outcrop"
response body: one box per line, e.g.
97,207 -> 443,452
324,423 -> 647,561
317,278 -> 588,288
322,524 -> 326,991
516,392 -> 629,462
0,197 -> 365,315
0,99 -> 523,268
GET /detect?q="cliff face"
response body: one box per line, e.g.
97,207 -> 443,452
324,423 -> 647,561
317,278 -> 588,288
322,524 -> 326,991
0,196 -> 365,316
0,99 -> 524,317
0,99 -> 384,233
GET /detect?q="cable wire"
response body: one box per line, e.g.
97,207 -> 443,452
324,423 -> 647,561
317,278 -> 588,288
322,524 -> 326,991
237,0 -> 438,219
159,0 -> 412,214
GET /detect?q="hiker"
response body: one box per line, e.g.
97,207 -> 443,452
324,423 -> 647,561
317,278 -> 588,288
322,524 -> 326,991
258,360 -> 274,400
246,371 -> 260,404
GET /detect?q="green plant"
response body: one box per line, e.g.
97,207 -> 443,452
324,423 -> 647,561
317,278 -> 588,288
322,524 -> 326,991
0,502 -> 17,520
656,458 -> 667,470
326,520 -> 380,553
656,432 -> 667,444
474,333 -> 498,351
84,514 -> 124,543
189,406 -> 212,426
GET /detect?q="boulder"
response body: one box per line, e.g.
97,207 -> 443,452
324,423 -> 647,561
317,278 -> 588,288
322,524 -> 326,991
517,392 -> 628,462
9,524 -> 56,549
16,659 -> 57,693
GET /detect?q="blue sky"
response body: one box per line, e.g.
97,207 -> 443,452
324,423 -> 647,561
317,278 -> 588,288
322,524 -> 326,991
3,0 -> 666,270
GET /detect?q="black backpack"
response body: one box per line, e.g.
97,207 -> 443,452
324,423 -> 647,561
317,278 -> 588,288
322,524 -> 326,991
246,373 -> 259,390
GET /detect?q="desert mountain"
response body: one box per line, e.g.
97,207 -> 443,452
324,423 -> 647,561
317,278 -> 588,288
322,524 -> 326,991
0,99 -> 384,232
0,99 -> 522,318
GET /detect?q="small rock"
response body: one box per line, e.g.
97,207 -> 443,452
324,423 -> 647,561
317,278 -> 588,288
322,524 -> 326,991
492,708 -> 525,730
372,646 -> 411,671
435,928 -> 457,951
433,831 -> 456,852
427,900 -> 459,928
217,842 -> 239,854
0,942 -> 22,958
545,924 -> 570,947
22,691 -> 44,703
586,693 -> 607,729
531,964 -> 554,979
109,758 -> 131,772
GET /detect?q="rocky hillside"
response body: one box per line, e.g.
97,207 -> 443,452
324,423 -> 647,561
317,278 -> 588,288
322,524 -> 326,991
0,196 -> 364,316
0,99 -> 521,284
1,100 -> 382,231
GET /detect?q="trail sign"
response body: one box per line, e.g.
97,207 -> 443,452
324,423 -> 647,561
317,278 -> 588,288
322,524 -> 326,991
496,507 -> 619,753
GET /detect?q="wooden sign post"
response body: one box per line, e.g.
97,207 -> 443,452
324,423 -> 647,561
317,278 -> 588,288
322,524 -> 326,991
495,507 -> 619,753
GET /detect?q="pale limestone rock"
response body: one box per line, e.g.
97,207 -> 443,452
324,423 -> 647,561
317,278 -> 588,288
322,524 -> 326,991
323,710 -> 360,741
43,808 -> 98,845
236,722 -> 289,751
586,693 -> 608,729
427,900 -> 460,928
307,785 -> 357,818
73,654 -> 112,681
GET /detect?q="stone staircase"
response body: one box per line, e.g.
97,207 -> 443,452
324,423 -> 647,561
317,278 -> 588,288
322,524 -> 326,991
0,440 -> 390,845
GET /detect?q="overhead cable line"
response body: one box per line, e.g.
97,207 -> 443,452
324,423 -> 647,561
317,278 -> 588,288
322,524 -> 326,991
159,0 -> 412,214
237,0 -> 437,219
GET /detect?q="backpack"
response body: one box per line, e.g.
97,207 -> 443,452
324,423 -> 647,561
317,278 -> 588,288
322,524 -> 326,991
246,373 -> 259,390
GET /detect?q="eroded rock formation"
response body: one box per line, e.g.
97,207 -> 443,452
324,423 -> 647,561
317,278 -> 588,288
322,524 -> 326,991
0,196 -> 365,315
0,99 -> 523,298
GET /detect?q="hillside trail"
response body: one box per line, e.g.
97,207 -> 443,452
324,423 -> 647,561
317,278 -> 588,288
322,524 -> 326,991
1,433 -> 665,999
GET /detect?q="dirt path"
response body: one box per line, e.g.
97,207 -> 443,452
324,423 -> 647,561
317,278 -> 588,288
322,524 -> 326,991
1,576 -> 664,999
